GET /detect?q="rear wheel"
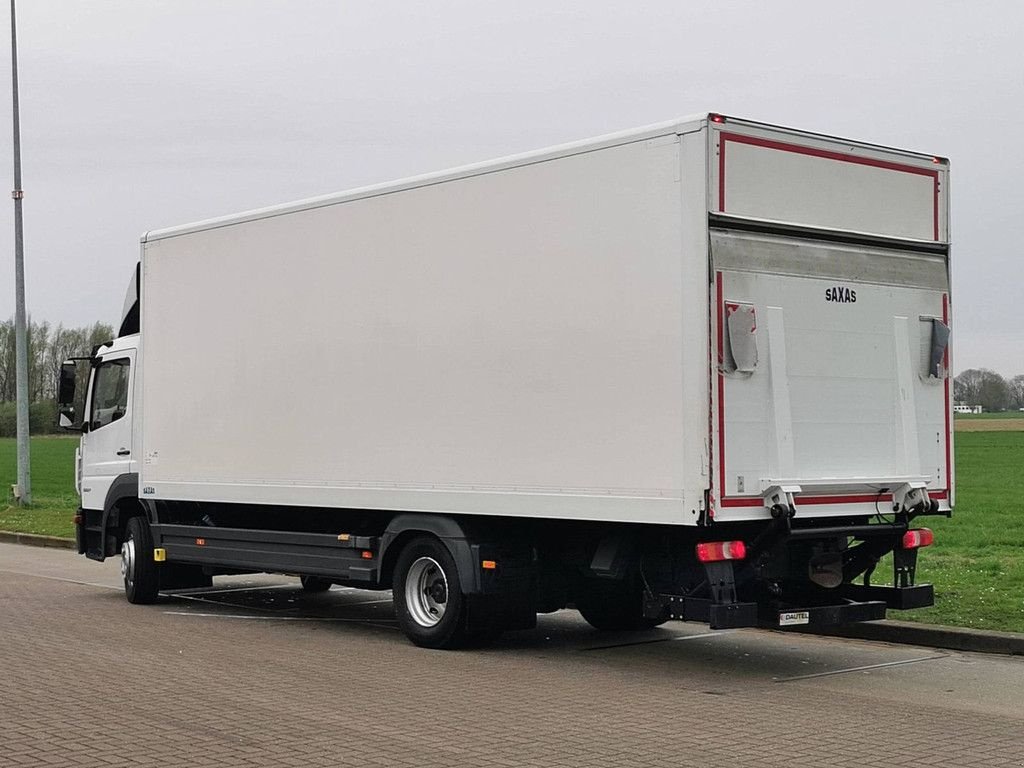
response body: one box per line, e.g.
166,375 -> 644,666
576,578 -> 665,631
394,536 -> 486,649
122,516 -> 160,604
300,575 -> 333,593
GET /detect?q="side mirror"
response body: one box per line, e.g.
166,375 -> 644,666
58,361 -> 77,407
57,359 -> 86,432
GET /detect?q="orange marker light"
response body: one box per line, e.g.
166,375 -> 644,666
195,538 -> 206,546
482,560 -> 497,570
361,550 -> 373,559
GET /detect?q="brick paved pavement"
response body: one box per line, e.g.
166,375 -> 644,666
1,542 -> 1022,767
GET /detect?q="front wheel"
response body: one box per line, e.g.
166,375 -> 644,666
122,516 -> 160,604
393,536 -> 477,649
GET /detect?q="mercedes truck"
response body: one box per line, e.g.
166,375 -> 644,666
58,114 -> 952,648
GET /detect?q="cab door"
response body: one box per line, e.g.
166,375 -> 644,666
80,351 -> 135,511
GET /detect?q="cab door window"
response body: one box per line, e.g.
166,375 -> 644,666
89,359 -> 130,430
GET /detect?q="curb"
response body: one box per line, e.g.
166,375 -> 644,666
0,530 -> 75,549
803,619 -> 1024,657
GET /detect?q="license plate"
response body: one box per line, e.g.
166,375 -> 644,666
779,611 -> 810,626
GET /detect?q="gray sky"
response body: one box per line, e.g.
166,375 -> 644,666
1,1 -> 1021,375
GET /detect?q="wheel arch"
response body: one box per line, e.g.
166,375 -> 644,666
378,514 -> 479,595
98,473 -> 148,559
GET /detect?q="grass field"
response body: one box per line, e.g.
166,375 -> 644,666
896,431 -> 1024,631
0,436 -> 79,537
2,433 -> 1023,632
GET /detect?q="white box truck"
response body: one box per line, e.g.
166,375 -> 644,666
59,113 -> 952,647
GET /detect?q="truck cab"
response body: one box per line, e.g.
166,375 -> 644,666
59,334 -> 140,561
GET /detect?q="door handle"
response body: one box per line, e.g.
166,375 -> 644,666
116,448 -> 131,456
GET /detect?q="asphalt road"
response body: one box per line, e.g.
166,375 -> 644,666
1,541 -> 1022,767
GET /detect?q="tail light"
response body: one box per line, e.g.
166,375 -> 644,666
696,540 -> 746,563
902,528 -> 934,549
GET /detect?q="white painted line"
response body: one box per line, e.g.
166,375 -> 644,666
673,630 -> 735,642
0,568 -> 121,591
165,583 -> 295,596
582,629 -> 734,652
163,610 -> 397,627
168,592 -> 312,617
164,588 -> 391,613
773,654 -> 945,682
163,592 -> 282,612
174,583 -> 382,596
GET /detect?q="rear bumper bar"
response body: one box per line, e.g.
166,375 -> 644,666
657,594 -> 888,630
768,599 -> 887,629
655,583 -> 932,631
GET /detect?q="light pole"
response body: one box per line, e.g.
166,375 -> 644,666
10,0 -> 30,505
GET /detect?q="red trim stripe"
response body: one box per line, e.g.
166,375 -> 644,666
943,294 -> 951,495
715,272 -> 725,508
721,490 -> 949,509
719,132 -> 940,177
717,132 -> 941,241
718,135 -> 727,212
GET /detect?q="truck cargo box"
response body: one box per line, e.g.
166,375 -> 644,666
138,114 -> 951,527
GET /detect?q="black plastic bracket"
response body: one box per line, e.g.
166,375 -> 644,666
893,546 -> 919,588
704,560 -> 737,604
659,594 -> 759,628
840,582 -> 934,610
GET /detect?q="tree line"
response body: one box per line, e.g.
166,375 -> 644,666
0,318 -> 113,437
1,317 -> 1021,437
954,369 -> 1024,413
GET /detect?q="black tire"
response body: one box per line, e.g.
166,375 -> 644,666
123,516 -> 160,604
575,578 -> 665,631
300,575 -> 333,593
393,536 -> 476,649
